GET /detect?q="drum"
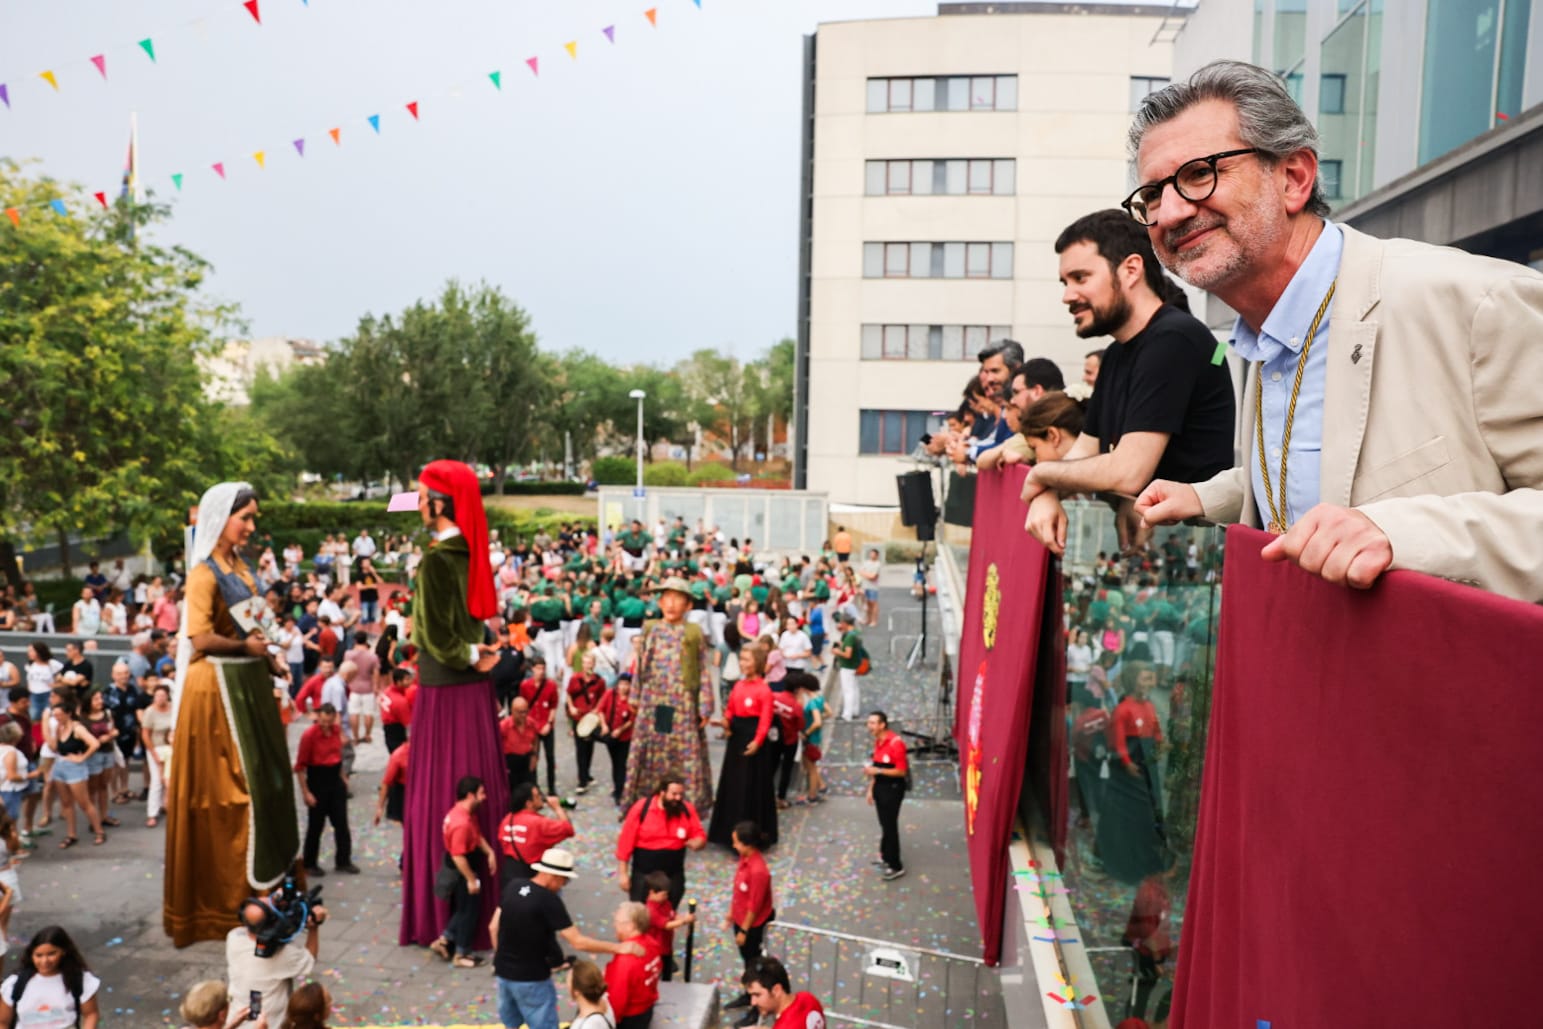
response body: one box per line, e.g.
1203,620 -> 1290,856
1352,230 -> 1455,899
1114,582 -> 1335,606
576,712 -> 602,740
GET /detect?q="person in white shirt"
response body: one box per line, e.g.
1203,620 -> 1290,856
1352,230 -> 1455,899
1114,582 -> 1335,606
71,589 -> 101,637
0,928 -> 100,1029
352,530 -> 377,561
109,559 -> 134,596
777,616 -> 813,672
283,542 -> 304,576
0,654 -> 19,692
225,896 -> 327,1029
100,591 -> 128,636
317,588 -> 346,629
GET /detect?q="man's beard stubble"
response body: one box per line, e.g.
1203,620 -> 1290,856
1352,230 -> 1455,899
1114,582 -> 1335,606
662,797 -> 686,817
1075,288 -> 1134,340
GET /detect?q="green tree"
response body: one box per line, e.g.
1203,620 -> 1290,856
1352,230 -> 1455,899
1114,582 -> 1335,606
0,160 -> 286,581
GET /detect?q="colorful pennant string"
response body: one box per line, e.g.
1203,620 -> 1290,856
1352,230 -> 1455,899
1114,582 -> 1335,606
242,0 -> 262,26
90,55 -> 107,80
138,39 -> 156,62
488,70 -> 502,91
292,138 -> 305,156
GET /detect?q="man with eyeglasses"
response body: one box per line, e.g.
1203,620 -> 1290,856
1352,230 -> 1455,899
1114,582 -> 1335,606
1021,209 -> 1235,552
1127,60 -> 1543,603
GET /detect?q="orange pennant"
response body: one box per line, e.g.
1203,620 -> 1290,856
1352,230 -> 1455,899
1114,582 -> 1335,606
645,8 -> 658,26
5,208 -> 18,227
94,192 -> 108,208
329,127 -> 341,145
39,70 -> 59,91
565,41 -> 577,59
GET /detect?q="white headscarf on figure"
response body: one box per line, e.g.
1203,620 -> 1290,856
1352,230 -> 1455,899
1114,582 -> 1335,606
173,481 -> 252,724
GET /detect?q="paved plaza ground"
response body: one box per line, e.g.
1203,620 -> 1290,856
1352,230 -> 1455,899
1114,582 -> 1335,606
12,570 -> 996,1027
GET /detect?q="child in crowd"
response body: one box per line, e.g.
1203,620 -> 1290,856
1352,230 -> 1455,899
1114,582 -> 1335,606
566,959 -> 612,1029
643,870 -> 695,982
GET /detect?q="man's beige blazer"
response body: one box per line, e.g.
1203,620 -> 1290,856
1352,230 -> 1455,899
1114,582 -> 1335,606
1191,223 -> 1543,602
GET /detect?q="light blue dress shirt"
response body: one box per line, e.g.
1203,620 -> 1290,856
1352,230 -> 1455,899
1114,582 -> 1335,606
1229,222 -> 1344,528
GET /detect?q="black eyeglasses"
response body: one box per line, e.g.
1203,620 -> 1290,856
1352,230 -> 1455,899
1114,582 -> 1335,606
1121,148 -> 1261,226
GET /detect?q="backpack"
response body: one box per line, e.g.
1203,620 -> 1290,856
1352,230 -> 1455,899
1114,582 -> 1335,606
7,966 -> 82,1029
855,638 -> 872,677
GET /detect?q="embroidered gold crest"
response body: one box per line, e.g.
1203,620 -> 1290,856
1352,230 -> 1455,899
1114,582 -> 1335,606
982,563 -> 1001,651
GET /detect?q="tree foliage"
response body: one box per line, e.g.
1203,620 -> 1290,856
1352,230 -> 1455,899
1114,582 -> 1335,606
0,160 -> 287,577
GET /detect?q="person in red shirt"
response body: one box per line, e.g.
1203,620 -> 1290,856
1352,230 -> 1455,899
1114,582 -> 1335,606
520,658 -> 560,796
1098,662 -> 1169,885
864,710 -> 909,881
496,782 -> 575,887
1110,663 -> 1164,774
723,820 -> 775,1023
596,673 -> 636,805
605,901 -> 663,1029
707,646 -> 776,849
769,678 -> 806,809
294,703 -> 357,876
315,617 -> 339,669
431,775 -> 497,968
499,696 -> 539,798
379,666 -> 414,754
374,738 -> 410,828
744,956 -> 826,1029
615,777 -> 707,908
1071,699 -> 1113,827
565,652 -> 607,796
642,869 -> 694,982
293,658 -> 335,717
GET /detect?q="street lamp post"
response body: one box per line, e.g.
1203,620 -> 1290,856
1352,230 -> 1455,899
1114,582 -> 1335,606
629,388 -> 646,520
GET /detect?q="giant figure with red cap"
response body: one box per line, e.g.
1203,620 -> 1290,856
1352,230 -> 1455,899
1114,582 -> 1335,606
397,460 -> 510,951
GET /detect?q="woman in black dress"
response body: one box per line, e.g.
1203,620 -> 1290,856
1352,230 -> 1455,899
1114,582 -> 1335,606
708,646 -> 777,849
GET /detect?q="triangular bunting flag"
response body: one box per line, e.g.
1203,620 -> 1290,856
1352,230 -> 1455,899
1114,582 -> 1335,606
243,0 -> 261,25
253,150 -> 266,169
645,8 -> 658,26
565,41 -> 578,60
212,162 -> 226,180
293,138 -> 305,156
39,70 -> 59,92
171,173 -> 183,191
692,0 -> 701,8
488,70 -> 502,91
138,39 -> 156,62
49,199 -> 67,216
328,127 -> 341,145
526,56 -> 539,76
93,192 -> 108,208
90,55 -> 107,80
4,208 -> 17,227
0,84 -> 9,109
603,25 -> 615,43
367,114 -> 381,134
406,101 -> 419,120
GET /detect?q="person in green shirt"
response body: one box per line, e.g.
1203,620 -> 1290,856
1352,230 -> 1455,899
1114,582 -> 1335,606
831,611 -> 864,721
614,591 -> 647,659
617,520 -> 651,573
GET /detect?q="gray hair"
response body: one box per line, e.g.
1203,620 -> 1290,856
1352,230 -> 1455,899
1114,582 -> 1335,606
1128,60 -> 1330,218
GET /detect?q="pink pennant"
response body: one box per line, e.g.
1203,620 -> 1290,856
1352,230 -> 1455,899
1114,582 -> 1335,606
90,55 -> 107,80
387,492 -> 419,513
526,56 -> 539,76
212,162 -> 226,180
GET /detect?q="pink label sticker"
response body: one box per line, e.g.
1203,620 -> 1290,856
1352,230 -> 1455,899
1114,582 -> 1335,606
387,491 -> 419,513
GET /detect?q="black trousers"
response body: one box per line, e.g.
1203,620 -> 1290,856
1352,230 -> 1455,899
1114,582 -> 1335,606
629,847 -> 686,908
303,765 -> 352,868
536,731 -> 556,795
773,739 -> 799,801
737,914 -> 772,969
445,853 -> 485,957
575,732 -> 596,788
383,722 -> 407,754
617,1012 -> 654,1029
604,738 -> 631,802
506,752 -> 535,800
874,780 -> 905,871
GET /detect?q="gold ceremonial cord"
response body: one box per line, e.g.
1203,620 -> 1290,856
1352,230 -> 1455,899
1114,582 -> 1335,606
1254,281 -> 1336,534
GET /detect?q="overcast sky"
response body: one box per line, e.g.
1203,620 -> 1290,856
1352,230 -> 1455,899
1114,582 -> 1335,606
3,0 -> 937,365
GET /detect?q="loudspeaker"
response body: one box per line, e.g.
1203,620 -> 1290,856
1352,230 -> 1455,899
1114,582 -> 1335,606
896,471 -> 938,541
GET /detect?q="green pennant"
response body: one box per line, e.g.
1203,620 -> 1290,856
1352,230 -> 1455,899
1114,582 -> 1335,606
138,38 -> 156,62
171,173 -> 183,191
489,70 -> 502,91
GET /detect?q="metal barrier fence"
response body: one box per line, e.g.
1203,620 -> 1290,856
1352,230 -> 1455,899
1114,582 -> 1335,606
764,920 -> 1005,1028
818,714 -> 956,767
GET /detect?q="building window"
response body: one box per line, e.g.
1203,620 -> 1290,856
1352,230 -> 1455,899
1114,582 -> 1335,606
864,159 -> 1015,197
1319,72 -> 1347,114
1419,0 -> 1531,164
865,76 -> 1018,113
861,324 -> 1013,361
859,410 -> 944,455
1129,75 -> 1170,112
1319,159 -> 1343,199
862,243 -> 1014,280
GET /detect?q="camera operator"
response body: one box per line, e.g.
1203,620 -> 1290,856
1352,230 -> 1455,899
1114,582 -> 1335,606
224,888 -> 328,1029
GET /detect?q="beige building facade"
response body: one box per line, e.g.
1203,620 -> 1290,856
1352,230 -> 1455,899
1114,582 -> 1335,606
794,3 -> 1180,506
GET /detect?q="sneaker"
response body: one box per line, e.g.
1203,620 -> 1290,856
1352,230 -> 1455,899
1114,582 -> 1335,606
882,866 -> 907,881
870,859 -> 887,868
303,864 -> 327,878
576,784 -> 589,795
336,863 -> 362,875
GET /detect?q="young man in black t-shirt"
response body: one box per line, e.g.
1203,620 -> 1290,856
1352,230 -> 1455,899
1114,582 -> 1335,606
490,847 -> 642,1029
1023,209 -> 1236,552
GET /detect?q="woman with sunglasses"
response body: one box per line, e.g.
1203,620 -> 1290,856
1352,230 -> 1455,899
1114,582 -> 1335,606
45,694 -> 105,849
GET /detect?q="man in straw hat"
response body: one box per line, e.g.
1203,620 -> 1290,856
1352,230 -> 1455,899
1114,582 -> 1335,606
620,576 -> 715,815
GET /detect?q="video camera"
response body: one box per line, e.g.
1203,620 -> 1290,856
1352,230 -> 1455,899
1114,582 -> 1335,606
243,875 -> 323,958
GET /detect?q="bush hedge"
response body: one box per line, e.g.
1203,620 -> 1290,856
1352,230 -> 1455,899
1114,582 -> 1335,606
591,456 -> 636,486
480,480 -> 587,496
686,464 -> 736,485
259,501 -> 595,546
642,461 -> 689,487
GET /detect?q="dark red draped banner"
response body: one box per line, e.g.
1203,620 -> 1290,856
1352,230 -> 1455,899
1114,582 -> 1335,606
1172,525 -> 1543,1027
955,467 -> 1050,966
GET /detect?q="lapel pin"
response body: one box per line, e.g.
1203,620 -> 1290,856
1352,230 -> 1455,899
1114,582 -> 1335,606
1350,343 -> 1363,364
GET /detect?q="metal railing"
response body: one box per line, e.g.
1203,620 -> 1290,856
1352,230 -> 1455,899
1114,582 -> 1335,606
818,715 -> 955,767
764,920 -> 1004,1028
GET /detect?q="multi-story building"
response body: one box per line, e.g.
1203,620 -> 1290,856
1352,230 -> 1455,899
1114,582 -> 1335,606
1175,0 -> 1541,296
793,2 -> 1185,506
200,336 -> 326,405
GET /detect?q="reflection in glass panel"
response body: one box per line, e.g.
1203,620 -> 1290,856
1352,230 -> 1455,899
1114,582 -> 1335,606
804,501 -> 826,557
1496,0 -> 1531,123
864,161 -> 885,196
712,497 -> 749,542
1359,2 -> 1381,198
970,76 -> 996,110
860,324 -> 882,360
913,77 -> 936,113
946,77 -> 970,112
995,75 -> 1018,111
866,79 -> 887,113
1054,499 -> 1227,1018
1420,0 -> 1503,163
993,159 -> 1015,195
768,497 -> 802,551
1273,0 -> 1307,89
1318,3 -> 1365,205
886,161 -> 911,195
910,160 -> 933,195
